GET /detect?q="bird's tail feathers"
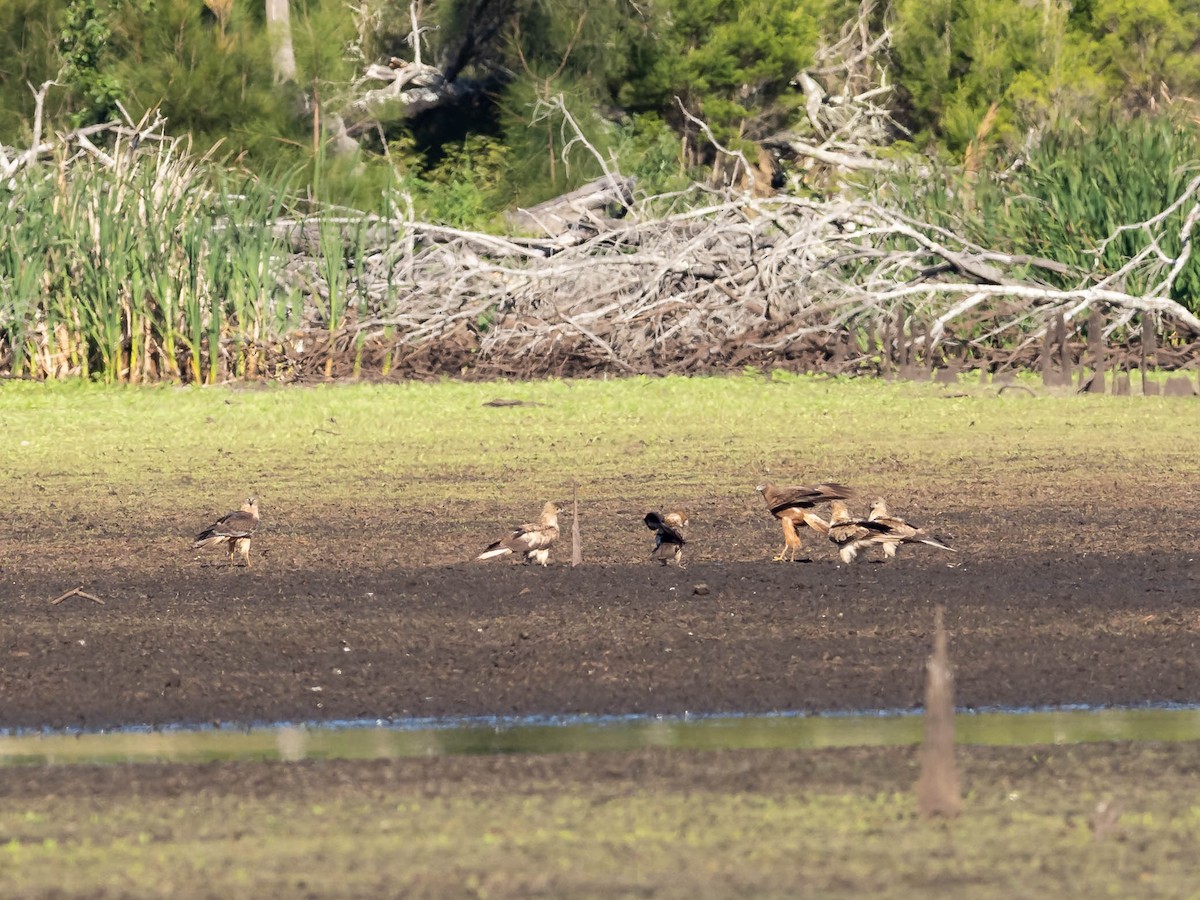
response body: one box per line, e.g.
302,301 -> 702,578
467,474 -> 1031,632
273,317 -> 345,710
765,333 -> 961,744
192,533 -> 225,550
477,544 -> 514,561
801,512 -> 830,535
921,536 -> 956,552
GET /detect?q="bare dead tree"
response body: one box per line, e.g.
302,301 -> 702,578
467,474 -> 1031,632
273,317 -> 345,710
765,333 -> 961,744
766,0 -> 915,180
266,0 -> 298,83
4,85 -> 1200,382
0,83 -> 168,179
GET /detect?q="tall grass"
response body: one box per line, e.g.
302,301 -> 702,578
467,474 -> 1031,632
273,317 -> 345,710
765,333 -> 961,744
0,138 -> 335,383
885,113 -> 1200,309
3,112 -> 1198,384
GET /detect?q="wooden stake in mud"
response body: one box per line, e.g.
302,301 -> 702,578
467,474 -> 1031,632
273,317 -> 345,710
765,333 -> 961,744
571,482 -> 582,567
1056,311 -> 1071,386
916,606 -> 961,819
1085,306 -> 1106,393
1141,315 -> 1157,396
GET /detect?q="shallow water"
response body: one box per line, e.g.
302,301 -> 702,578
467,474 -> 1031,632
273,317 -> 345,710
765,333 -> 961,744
4,705 -> 1200,767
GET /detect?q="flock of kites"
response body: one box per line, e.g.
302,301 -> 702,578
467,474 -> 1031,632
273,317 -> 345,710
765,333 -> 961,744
191,483 -> 955,569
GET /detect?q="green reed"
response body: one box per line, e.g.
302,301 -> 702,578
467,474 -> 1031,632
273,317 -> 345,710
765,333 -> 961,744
0,138 -> 347,383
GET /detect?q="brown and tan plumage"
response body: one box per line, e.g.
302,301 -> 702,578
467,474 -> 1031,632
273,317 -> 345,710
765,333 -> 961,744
644,511 -> 688,567
193,497 -> 260,567
477,502 -> 560,566
828,499 -> 955,563
867,499 -> 955,560
756,481 -> 853,561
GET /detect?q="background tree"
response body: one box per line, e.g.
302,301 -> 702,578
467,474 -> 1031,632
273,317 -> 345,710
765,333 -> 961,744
621,0 -> 823,165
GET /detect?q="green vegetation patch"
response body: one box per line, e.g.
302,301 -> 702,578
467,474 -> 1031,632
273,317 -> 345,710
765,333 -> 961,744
3,742 -> 1200,897
2,374 -> 1195,523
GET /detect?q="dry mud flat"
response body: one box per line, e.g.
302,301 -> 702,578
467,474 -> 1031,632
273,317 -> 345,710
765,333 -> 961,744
3,492 -> 1200,730
5,486 -> 1200,897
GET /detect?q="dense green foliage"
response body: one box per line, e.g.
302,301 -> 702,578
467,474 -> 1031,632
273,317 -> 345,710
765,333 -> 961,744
2,0 -> 1199,212
884,113 -> 1200,305
1,0 -> 1199,381
0,150 -> 306,383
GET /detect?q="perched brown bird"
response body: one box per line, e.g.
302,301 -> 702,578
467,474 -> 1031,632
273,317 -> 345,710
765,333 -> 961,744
644,511 -> 688,567
867,499 -> 956,560
193,497 -> 260,567
756,481 -> 853,561
477,502 -> 560,566
827,499 -> 955,563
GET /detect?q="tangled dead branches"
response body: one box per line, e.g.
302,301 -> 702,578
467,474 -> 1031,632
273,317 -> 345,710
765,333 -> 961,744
267,180 -> 1200,379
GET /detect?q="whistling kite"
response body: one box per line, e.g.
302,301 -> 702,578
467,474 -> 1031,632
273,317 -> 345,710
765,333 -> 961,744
477,501 -> 560,566
756,481 -> 853,561
644,511 -> 688,567
827,499 -> 955,564
193,497 -> 260,567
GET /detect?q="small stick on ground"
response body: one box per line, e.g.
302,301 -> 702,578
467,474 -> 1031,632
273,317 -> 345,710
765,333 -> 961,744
571,482 -> 582,567
916,605 -> 961,818
50,586 -> 105,606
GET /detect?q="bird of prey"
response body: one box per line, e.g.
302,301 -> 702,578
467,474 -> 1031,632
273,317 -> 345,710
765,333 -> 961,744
477,501 -> 560,566
644,511 -> 688,567
193,497 -> 260,567
867,499 -> 956,560
755,481 -> 853,561
827,499 -> 955,563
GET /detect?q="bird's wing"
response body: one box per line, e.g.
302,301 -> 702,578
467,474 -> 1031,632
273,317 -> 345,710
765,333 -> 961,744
505,522 -> 557,552
875,516 -> 921,540
644,512 -> 685,545
828,520 -> 875,544
858,519 -> 896,538
197,509 -> 258,540
768,482 -> 853,514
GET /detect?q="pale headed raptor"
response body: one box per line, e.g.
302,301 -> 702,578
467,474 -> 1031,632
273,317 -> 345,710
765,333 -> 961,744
827,499 -> 955,564
193,497 -> 260,567
477,501 -> 560,566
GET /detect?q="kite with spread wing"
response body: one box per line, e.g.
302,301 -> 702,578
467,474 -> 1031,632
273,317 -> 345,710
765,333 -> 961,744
827,499 -> 955,563
644,511 -> 688,567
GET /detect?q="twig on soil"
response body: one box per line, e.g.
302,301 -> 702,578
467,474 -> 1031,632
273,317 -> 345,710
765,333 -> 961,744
50,586 -> 105,606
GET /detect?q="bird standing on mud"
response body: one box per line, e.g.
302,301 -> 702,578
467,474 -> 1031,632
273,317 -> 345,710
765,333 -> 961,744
827,499 -> 955,563
866,498 -> 956,560
644,511 -> 688,567
756,481 -> 853,561
193,497 -> 260,567
477,501 -> 560,566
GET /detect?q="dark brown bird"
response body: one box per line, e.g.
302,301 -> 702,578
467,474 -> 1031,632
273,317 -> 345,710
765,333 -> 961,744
193,497 -> 260,567
827,499 -> 955,563
477,502 -> 560,566
756,481 -> 853,561
644,511 -> 688,567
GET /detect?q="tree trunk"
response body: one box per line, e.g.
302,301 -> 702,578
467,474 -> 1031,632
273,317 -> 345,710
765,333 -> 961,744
266,0 -> 297,84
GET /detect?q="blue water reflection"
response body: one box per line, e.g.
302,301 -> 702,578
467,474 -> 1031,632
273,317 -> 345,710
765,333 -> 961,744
3,704 -> 1200,767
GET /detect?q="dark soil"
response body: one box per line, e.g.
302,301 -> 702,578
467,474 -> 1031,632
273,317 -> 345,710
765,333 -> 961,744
3,489 -> 1200,731
6,482 -> 1200,897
